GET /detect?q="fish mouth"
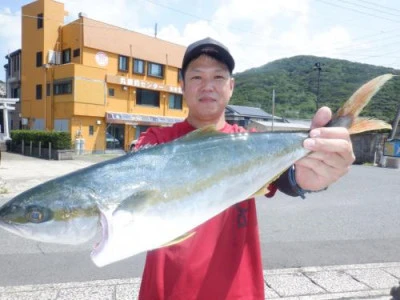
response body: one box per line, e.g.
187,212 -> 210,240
0,219 -> 34,240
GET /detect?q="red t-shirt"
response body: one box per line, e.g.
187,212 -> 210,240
137,120 -> 276,300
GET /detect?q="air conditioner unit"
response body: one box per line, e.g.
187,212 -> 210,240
48,50 -> 61,65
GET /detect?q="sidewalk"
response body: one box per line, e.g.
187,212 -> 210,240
0,152 -> 399,299
0,262 -> 399,299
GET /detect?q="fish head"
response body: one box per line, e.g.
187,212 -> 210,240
0,182 -> 99,245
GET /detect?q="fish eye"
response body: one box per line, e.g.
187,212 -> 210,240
25,206 -> 53,223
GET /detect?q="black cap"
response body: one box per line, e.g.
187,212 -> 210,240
181,37 -> 235,77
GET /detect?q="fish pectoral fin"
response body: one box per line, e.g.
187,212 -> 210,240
114,189 -> 161,214
161,231 -> 196,247
349,118 -> 392,134
251,184 -> 271,197
251,168 -> 288,198
178,125 -> 224,142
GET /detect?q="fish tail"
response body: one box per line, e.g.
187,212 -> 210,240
328,74 -> 394,133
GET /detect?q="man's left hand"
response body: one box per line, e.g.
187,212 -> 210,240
294,106 -> 356,191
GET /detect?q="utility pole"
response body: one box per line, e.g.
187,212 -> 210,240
314,62 -> 322,111
389,104 -> 400,140
271,89 -> 275,132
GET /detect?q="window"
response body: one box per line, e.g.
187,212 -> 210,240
178,69 -> 183,82
169,94 -> 183,109
12,55 -> 20,73
54,81 -> 73,95
37,13 -> 43,29
73,48 -> 80,57
108,88 -> 115,97
118,55 -> 129,72
147,62 -> 164,78
46,83 -> 51,96
62,49 -> 71,64
89,125 -> 94,136
54,119 -> 70,132
133,59 -> 145,74
36,84 -> 42,100
36,51 -> 43,67
11,88 -> 19,98
136,88 -> 160,107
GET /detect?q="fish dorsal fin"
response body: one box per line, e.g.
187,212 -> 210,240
349,118 -> 392,134
161,231 -> 196,248
178,125 -> 224,142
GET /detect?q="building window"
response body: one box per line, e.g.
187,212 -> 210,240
36,84 -> 42,100
108,88 -> 115,97
54,119 -> 69,132
12,55 -> 20,73
36,51 -> 43,67
11,88 -> 19,98
73,48 -> 80,57
37,13 -> 43,29
62,49 -> 71,64
169,94 -> 183,110
54,81 -> 73,95
178,69 -> 182,82
147,62 -> 164,78
136,88 -> 160,107
118,55 -> 129,72
133,59 -> 145,74
89,125 -> 94,136
46,83 -> 51,96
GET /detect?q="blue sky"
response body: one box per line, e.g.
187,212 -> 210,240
1,0 -> 400,82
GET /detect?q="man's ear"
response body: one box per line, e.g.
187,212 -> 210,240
180,79 -> 185,92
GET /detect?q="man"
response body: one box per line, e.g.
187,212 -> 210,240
136,37 -> 355,299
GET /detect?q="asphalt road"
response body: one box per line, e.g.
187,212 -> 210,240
259,164 -> 400,270
0,153 -> 399,287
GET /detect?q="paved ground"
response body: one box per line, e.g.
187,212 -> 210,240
0,262 -> 399,299
0,152 -> 399,299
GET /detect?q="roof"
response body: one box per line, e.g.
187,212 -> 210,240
250,119 -> 310,131
226,105 -> 273,118
82,18 -> 186,68
225,105 -> 285,121
5,49 -> 21,59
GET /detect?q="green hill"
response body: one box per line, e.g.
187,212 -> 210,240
231,55 -> 400,122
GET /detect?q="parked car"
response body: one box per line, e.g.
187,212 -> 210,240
106,133 -> 120,148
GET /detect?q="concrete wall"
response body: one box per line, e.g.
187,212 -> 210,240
351,132 -> 388,165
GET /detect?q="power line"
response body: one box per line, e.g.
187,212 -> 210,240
315,0 -> 400,23
141,0 -> 262,36
354,0 -> 400,14
335,0 -> 400,18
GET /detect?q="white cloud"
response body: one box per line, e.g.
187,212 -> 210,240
0,0 -> 379,82
0,7 -> 21,74
61,0 -> 145,30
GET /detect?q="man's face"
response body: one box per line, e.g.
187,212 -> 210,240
181,55 -> 234,125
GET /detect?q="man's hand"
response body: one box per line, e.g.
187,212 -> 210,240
294,106 -> 356,191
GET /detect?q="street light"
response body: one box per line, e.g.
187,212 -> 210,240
314,62 -> 322,111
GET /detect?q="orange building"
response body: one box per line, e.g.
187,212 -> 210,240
20,0 -> 187,153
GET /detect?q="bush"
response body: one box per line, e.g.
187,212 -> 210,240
10,130 -> 71,150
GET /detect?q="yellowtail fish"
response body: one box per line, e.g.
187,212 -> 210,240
0,74 -> 393,267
